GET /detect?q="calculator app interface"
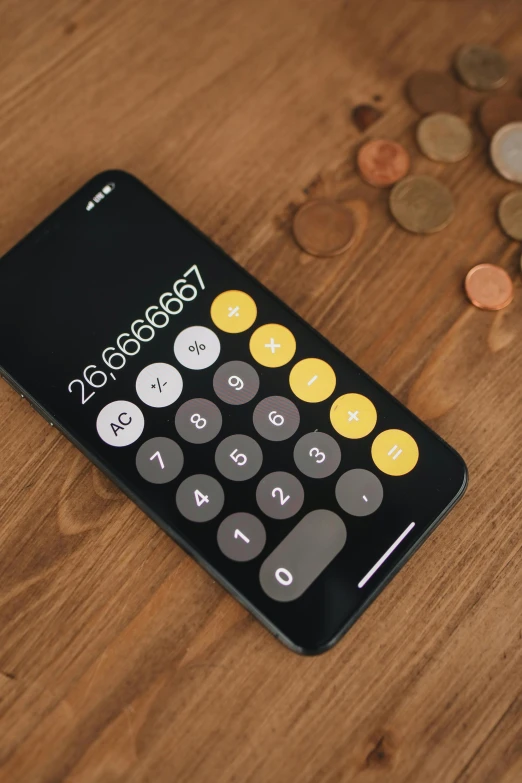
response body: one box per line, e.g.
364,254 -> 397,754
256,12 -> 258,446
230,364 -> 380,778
0,172 -> 467,653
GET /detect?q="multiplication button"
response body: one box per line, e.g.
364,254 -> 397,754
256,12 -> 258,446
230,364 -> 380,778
330,393 -> 377,439
213,361 -> 260,405
252,396 -> 300,441
293,432 -> 342,478
259,510 -> 347,602
175,398 -> 222,444
217,513 -> 266,561
215,434 -> 263,481
256,472 -> 304,519
175,474 -> 225,522
136,437 -> 184,484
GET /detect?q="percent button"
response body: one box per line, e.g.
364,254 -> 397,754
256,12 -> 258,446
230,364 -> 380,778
174,325 -> 221,370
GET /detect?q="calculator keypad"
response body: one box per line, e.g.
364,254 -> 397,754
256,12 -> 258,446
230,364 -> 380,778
103,288 -> 423,605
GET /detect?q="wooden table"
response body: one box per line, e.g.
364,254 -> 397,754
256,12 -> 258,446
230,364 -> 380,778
1,1 -> 521,781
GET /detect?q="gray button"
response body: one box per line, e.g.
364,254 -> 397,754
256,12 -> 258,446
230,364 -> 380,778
252,396 -> 300,441
175,474 -> 225,522
215,434 -> 263,481
259,510 -> 347,602
175,398 -> 222,444
293,432 -> 342,479
136,437 -> 184,484
335,469 -> 384,516
213,361 -> 260,405
217,513 -> 267,561
256,471 -> 304,519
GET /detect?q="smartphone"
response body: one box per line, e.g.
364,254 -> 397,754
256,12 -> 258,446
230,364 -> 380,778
0,171 -> 467,654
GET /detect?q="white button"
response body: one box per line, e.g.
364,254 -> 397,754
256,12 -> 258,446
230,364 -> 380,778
174,326 -> 220,370
135,362 -> 183,408
96,400 -> 144,447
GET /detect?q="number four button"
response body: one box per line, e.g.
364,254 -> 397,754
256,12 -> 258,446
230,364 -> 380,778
175,474 -> 225,522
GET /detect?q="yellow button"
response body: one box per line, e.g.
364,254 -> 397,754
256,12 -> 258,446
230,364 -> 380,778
289,358 -> 336,402
371,429 -> 419,476
211,290 -> 257,333
249,324 -> 296,367
330,393 -> 377,439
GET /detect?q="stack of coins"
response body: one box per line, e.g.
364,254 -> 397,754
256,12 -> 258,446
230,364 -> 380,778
291,43 -> 520,312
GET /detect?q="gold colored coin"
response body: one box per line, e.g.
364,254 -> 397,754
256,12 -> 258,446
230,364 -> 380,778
454,45 -> 508,91
292,199 -> 355,257
371,430 -> 419,477
416,113 -> 473,163
389,175 -> 455,234
289,358 -> 336,403
330,393 -> 377,439
498,191 -> 522,241
406,70 -> 461,116
490,123 -> 522,183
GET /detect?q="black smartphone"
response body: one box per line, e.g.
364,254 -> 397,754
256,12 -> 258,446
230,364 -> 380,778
0,171 -> 467,654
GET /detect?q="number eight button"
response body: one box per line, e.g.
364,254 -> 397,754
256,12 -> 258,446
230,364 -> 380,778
175,398 -> 223,444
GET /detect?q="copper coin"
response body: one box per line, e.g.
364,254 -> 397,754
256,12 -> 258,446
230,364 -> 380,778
292,199 -> 355,257
407,70 -> 461,115
357,139 -> 410,187
417,113 -> 473,163
498,190 -> 522,240
479,94 -> 522,138
490,123 -> 522,183
455,45 -> 508,91
464,264 -> 513,310
389,175 -> 455,234
352,104 -> 383,132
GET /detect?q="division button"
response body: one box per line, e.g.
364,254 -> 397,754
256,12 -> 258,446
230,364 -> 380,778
335,469 -> 384,516
289,358 -> 336,403
249,324 -> 296,368
330,393 -> 377,439
135,362 -> 183,408
175,474 -> 225,522
174,325 -> 220,370
252,395 -> 300,441
259,510 -> 347,602
256,471 -> 304,520
215,434 -> 263,481
217,513 -> 267,561
136,437 -> 184,484
174,398 -> 222,444
371,429 -> 419,476
96,400 -> 145,447
293,432 -> 342,479
210,290 -> 257,333
213,361 -> 260,405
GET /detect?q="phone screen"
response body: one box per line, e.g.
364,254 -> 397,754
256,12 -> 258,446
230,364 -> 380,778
0,171 -> 467,653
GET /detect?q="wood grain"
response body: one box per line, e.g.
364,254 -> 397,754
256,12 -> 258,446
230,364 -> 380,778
1,1 -> 521,781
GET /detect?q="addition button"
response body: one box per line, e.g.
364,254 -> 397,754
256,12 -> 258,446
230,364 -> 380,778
259,510 -> 347,602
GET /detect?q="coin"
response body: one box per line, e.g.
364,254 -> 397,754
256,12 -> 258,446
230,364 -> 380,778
352,104 -> 383,132
498,191 -> 522,240
416,113 -> 473,163
389,175 -> 455,234
292,199 -> 355,256
407,70 -> 461,115
491,123 -> 522,183
464,264 -> 513,310
454,45 -> 508,91
357,139 -> 410,187
479,94 -> 522,138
